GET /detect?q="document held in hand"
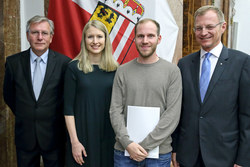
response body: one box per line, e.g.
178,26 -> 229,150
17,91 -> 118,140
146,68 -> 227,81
125,105 -> 160,158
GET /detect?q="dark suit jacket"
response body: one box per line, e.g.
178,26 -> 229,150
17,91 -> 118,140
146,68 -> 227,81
172,46 -> 250,167
3,48 -> 71,151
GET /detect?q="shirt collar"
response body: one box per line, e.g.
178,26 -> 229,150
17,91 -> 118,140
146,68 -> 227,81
30,49 -> 49,64
200,42 -> 223,59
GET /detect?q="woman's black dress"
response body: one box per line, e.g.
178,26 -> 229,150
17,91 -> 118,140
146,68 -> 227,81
64,61 -> 116,167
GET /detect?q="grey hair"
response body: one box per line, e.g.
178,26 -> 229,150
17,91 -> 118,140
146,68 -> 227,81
26,15 -> 54,35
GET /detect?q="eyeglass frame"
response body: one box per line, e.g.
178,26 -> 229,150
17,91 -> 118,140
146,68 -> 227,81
193,22 -> 224,32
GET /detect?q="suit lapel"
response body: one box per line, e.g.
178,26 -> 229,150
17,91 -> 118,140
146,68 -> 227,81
191,51 -> 202,104
203,46 -> 229,103
38,50 -> 57,99
21,49 -> 37,100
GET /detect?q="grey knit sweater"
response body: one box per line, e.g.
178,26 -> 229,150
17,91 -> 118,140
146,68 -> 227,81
110,58 -> 182,154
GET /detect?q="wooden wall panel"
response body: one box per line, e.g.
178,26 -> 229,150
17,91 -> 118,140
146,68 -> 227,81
183,0 -> 213,56
222,0 -> 229,46
182,0 -> 230,57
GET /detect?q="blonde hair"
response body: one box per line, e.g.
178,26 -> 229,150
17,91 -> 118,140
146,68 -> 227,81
135,18 -> 160,36
194,5 -> 225,25
74,20 -> 118,73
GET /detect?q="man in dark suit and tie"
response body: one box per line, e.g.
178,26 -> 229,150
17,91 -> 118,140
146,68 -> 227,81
172,5 -> 250,167
3,15 -> 71,167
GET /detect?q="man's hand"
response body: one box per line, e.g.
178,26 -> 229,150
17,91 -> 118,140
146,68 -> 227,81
126,142 -> 148,162
234,164 -> 242,167
172,153 -> 180,167
72,141 -> 87,165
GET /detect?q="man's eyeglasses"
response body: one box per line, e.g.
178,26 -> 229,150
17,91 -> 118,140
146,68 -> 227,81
193,22 -> 224,32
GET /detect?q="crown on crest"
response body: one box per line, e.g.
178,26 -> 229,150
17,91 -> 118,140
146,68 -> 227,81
105,0 -> 145,23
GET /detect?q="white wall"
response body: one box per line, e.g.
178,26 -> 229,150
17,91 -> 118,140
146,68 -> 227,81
20,0 -> 44,51
233,0 -> 250,55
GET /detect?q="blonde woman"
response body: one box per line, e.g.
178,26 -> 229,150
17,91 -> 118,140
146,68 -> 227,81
64,20 -> 118,167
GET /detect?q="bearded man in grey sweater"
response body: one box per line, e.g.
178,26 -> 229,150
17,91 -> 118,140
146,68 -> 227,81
109,18 -> 182,167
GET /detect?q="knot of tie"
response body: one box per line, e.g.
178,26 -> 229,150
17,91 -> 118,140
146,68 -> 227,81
205,52 -> 211,59
35,57 -> 42,63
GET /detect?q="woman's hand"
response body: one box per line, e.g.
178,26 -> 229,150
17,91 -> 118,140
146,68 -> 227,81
72,141 -> 87,165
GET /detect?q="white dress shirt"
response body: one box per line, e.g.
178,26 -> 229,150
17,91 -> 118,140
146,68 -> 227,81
30,49 -> 48,83
199,42 -> 223,80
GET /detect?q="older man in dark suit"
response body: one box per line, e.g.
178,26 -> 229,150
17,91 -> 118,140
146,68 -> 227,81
3,15 -> 71,167
172,5 -> 250,167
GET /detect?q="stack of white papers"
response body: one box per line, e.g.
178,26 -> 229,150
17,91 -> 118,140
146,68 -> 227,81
125,105 -> 160,159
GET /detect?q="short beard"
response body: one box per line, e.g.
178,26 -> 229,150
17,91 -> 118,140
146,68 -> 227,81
136,45 -> 157,58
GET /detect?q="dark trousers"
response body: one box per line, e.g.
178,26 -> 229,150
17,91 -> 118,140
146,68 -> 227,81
180,150 -> 205,167
16,146 -> 65,167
